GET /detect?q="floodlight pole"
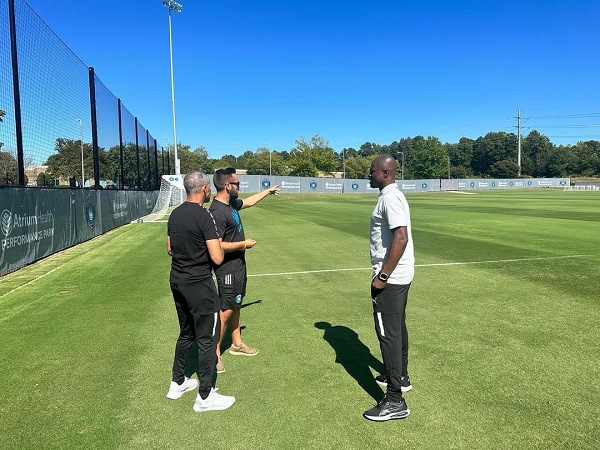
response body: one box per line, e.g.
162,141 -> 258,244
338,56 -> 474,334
76,118 -> 84,187
163,1 -> 183,175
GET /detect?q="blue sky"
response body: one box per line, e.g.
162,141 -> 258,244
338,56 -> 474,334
25,0 -> 600,158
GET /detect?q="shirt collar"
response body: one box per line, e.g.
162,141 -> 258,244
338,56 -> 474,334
380,183 -> 398,196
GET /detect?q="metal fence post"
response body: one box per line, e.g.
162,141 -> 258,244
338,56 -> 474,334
8,0 -> 25,185
117,98 -> 124,189
88,67 -> 100,188
134,117 -> 140,189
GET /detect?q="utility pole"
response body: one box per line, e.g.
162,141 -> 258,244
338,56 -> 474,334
517,109 -> 522,176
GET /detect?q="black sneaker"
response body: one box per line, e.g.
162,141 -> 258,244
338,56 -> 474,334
363,396 -> 410,422
375,375 -> 412,392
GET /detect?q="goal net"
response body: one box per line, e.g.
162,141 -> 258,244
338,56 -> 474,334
138,175 -> 186,222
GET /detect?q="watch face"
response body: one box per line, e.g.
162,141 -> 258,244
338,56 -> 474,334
378,273 -> 388,281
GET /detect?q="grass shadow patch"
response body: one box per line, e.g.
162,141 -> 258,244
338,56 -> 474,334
315,321 -> 384,401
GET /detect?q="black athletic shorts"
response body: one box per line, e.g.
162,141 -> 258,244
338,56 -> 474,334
216,268 -> 247,310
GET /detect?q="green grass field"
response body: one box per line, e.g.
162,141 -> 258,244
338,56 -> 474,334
1,190 -> 599,449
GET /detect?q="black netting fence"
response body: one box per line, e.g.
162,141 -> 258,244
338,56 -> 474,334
0,0 -> 164,189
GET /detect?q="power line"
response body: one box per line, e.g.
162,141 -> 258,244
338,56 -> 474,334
527,113 -> 600,119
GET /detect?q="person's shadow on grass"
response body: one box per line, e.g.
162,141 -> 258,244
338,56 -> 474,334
315,321 -> 384,401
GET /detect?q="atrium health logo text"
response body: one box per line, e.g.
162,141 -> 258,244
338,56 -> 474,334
1,209 -> 55,251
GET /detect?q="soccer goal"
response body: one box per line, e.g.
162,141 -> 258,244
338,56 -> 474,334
137,175 -> 186,222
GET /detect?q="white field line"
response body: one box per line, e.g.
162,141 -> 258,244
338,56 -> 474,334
1,254 -> 589,298
247,254 -> 589,278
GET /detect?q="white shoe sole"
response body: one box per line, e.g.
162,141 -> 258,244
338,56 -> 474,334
166,379 -> 198,400
193,398 -> 235,412
363,409 -> 410,421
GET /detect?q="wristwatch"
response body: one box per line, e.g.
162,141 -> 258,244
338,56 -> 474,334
377,272 -> 389,282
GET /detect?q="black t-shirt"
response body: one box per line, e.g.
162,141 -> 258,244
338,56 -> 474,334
209,198 -> 246,276
168,202 -> 219,284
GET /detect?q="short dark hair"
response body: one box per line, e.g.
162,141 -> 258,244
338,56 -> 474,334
213,167 -> 237,191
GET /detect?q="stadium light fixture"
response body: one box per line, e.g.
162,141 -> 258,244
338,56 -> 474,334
76,118 -> 84,187
163,0 -> 183,175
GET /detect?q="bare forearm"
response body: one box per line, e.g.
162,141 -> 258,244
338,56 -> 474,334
243,190 -> 271,207
381,238 -> 408,276
380,227 -> 409,276
207,239 -> 224,265
242,185 -> 279,208
220,239 -> 256,252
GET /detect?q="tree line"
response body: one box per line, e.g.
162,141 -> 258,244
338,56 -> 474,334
194,131 -> 600,180
1,130 -> 599,187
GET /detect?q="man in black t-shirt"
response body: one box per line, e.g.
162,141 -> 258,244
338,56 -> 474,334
209,168 -> 279,373
166,171 -> 235,412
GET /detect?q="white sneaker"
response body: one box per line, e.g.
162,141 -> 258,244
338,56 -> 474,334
193,387 -> 235,412
166,376 -> 198,400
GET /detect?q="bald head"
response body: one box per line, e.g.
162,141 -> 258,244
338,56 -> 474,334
372,154 -> 397,173
369,154 -> 397,190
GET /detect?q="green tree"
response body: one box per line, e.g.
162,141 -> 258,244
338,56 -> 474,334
178,145 -> 213,174
489,159 -> 519,178
36,172 -> 54,186
244,148 -> 270,175
411,136 -> 447,179
289,136 -> 338,177
45,138 -> 93,185
0,150 -> 19,185
522,131 -> 555,177
344,156 -> 371,179
359,142 -> 385,158
572,140 -> 600,176
446,137 -> 474,175
243,148 -> 288,175
471,132 -> 517,176
545,145 -> 572,177
450,165 -> 473,179
213,154 -> 238,169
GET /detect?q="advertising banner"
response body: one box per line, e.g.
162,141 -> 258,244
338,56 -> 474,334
1,188 -> 157,276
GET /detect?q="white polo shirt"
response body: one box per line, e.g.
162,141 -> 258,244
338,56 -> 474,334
370,183 -> 415,285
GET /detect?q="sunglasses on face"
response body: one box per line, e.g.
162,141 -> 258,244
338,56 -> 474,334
228,181 -> 240,187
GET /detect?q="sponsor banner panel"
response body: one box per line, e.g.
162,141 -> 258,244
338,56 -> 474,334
1,188 -> 74,275
343,179 -> 376,193
1,188 -> 158,276
459,178 -> 570,190
236,176 -> 569,193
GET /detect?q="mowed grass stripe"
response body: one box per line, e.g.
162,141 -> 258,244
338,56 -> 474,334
0,225 -> 171,449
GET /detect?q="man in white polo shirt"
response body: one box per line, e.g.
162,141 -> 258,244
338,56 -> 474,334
363,154 -> 414,422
